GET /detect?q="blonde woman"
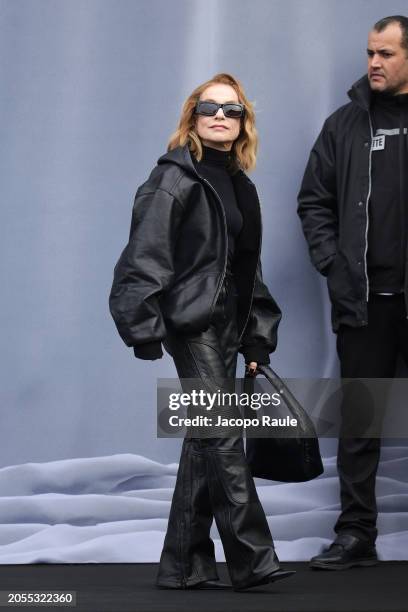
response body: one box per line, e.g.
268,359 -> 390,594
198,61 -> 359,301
109,74 -> 294,591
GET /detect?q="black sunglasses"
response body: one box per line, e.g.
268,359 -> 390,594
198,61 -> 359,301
195,101 -> 245,118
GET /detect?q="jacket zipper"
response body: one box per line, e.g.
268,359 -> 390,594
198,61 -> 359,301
238,187 -> 262,342
405,125 -> 408,319
196,175 -> 229,316
363,113 -> 374,303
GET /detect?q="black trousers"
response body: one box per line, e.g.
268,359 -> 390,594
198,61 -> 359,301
156,273 -> 280,589
334,294 -> 408,543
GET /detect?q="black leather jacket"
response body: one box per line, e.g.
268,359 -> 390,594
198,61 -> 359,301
297,75 -> 408,331
109,145 -> 281,362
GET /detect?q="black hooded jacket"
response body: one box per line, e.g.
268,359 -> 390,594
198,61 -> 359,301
109,145 -> 281,363
298,75 -> 408,331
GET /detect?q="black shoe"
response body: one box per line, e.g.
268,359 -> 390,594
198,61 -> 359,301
189,580 -> 231,590
157,579 -> 231,590
234,568 -> 296,591
310,534 -> 378,570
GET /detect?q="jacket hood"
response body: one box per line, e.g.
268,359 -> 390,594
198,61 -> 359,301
157,145 -> 198,175
348,75 -> 373,111
157,144 -> 246,179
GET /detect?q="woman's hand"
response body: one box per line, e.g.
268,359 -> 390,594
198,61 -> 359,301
246,361 -> 258,377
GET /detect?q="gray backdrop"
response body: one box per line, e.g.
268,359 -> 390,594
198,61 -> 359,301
0,0 -> 407,563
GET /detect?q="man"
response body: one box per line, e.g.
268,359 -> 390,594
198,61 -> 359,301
298,15 -> 408,570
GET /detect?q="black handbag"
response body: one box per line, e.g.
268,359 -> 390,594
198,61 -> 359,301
245,364 -> 324,482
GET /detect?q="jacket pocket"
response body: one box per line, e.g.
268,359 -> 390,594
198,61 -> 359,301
161,273 -> 220,333
327,251 -> 357,312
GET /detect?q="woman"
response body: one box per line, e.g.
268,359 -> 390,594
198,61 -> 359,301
109,73 -> 294,591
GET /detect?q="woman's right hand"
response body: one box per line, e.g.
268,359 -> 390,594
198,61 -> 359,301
246,361 -> 258,377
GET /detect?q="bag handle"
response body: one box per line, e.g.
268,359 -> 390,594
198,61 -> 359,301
252,364 -> 318,438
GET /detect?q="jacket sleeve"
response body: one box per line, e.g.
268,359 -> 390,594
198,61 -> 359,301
239,261 -> 282,364
109,186 -> 184,352
297,117 -> 339,275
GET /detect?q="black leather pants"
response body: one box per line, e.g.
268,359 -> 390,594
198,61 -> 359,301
156,273 -> 280,589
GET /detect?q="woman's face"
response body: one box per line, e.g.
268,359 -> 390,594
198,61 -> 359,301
195,83 -> 241,151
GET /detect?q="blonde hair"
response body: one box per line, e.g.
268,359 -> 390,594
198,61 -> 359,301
168,73 -> 258,172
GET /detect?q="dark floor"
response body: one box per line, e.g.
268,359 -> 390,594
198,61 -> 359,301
0,562 -> 407,612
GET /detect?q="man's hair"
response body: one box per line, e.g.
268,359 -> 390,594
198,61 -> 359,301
373,15 -> 408,53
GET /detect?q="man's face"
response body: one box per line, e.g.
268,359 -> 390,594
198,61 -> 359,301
367,23 -> 408,95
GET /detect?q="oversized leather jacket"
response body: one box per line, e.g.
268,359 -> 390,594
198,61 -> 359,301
298,75 -> 408,331
109,145 -> 281,362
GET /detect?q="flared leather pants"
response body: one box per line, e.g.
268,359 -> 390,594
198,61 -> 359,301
156,273 -> 280,589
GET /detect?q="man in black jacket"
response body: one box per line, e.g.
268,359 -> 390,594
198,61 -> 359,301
298,15 -> 408,569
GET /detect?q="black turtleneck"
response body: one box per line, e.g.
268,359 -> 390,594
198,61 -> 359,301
194,146 -> 243,267
367,92 -> 408,293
